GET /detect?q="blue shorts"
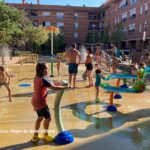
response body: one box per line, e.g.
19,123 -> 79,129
68,63 -> 78,74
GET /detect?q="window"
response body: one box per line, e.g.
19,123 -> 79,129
56,22 -> 64,30
140,6 -> 142,15
74,32 -> 78,38
42,21 -> 50,27
56,12 -> 64,20
122,28 -> 127,36
144,21 -> 147,31
128,24 -> 135,32
42,12 -> 50,16
121,12 -> 127,22
74,22 -> 78,29
130,0 -> 138,5
130,8 -> 136,19
119,0 -> 128,9
74,12 -> 78,20
33,21 -> 38,26
144,3 -> 148,14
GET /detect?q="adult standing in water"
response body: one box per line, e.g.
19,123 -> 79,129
65,43 -> 81,89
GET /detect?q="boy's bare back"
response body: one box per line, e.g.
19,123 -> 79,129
66,49 -> 80,64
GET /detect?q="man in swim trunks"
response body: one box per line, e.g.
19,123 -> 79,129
65,43 -> 81,88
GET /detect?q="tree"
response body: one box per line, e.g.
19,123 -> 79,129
101,27 -> 110,48
45,31 -> 66,54
0,3 -> 23,45
24,26 -> 48,53
111,23 -> 123,48
85,32 -> 101,44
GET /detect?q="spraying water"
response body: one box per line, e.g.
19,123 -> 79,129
0,45 -> 12,69
80,45 -> 87,63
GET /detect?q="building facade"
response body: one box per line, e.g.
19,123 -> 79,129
8,0 -> 150,50
8,3 -> 104,45
102,0 -> 150,50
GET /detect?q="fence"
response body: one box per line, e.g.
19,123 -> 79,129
19,54 -> 38,64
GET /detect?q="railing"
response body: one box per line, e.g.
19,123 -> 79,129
19,54 -> 38,64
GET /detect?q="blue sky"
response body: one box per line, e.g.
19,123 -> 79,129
6,0 -> 107,7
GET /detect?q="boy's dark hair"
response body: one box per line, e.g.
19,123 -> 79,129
139,62 -> 146,68
96,44 -> 100,47
0,66 -> 4,71
71,43 -> 76,49
113,52 -> 116,56
145,53 -> 149,56
87,47 -> 93,54
36,63 -> 47,77
95,68 -> 101,74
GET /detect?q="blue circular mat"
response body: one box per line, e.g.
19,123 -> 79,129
18,84 -> 31,87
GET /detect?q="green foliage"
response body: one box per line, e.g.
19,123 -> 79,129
101,27 -> 110,44
0,3 -> 23,44
0,4 -> 49,53
85,32 -> 101,44
24,26 -> 48,53
45,31 -> 66,54
111,23 -> 123,47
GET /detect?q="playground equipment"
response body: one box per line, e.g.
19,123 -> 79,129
19,54 -> 38,64
100,73 -> 145,112
54,80 -> 74,145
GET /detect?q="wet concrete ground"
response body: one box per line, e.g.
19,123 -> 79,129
0,63 -> 150,150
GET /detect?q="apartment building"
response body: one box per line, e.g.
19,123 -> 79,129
8,3 -> 104,45
102,0 -> 150,50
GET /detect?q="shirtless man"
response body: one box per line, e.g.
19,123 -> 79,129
0,66 -> 12,102
65,43 -> 81,88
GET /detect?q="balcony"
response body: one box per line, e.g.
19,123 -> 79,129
56,17 -> 64,21
88,16 -> 101,21
130,14 -> 136,19
88,26 -> 100,30
122,18 -> 127,22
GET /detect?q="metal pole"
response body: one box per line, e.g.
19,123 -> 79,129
50,31 -> 54,77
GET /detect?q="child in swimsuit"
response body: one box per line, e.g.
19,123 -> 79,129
95,68 -> 103,102
0,66 -> 12,102
56,56 -> 61,76
31,63 -> 67,143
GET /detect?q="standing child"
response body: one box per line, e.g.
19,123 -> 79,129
137,62 -> 146,80
31,63 -> 67,143
111,53 -> 119,73
56,56 -> 61,76
0,66 -> 12,102
85,47 -> 94,87
95,68 -> 103,103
